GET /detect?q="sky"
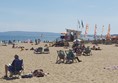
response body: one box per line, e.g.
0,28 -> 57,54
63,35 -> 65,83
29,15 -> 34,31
0,0 -> 118,35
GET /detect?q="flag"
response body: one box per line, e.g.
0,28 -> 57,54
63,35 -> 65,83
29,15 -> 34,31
102,25 -> 104,33
101,25 -> 104,39
108,24 -> 110,34
81,20 -> 84,28
94,24 -> 97,39
84,24 -> 89,37
78,20 -> 81,28
106,24 -> 111,40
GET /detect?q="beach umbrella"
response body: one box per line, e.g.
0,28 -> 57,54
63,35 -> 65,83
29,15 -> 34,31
61,32 -> 67,35
73,38 -> 81,42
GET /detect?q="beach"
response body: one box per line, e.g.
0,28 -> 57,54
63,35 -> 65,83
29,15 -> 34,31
0,42 -> 118,83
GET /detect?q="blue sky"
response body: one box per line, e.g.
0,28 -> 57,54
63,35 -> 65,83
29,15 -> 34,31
0,0 -> 118,35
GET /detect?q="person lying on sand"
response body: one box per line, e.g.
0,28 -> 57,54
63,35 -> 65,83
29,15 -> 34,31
32,69 -> 49,77
91,45 -> 101,50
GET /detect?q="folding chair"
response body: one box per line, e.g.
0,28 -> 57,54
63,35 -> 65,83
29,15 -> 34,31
9,59 -> 24,77
56,50 -> 66,64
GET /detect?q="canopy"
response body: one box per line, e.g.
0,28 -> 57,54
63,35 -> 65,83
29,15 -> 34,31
73,38 -> 81,42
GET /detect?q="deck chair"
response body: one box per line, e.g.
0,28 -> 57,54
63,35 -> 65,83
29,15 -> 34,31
43,47 -> 50,54
34,47 -> 43,54
9,59 -> 24,77
65,50 -> 82,64
65,50 -> 76,64
56,50 -> 66,64
83,46 -> 92,56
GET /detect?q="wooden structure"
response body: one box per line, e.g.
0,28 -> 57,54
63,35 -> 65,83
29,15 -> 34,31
65,29 -> 82,41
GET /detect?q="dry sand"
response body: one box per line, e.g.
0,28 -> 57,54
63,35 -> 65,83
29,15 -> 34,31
0,42 -> 118,83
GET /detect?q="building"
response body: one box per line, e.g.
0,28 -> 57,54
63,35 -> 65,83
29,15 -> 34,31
65,29 -> 82,41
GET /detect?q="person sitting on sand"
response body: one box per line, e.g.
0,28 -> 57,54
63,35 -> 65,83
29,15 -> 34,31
20,47 -> 24,51
12,44 -> 15,48
91,45 -> 96,50
44,44 -> 49,47
4,55 -> 23,77
30,47 -> 34,50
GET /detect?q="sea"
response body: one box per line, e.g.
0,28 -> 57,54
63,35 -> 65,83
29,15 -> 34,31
0,31 -> 96,43
0,31 -> 61,42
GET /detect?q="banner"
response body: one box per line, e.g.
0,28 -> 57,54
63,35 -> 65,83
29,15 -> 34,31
84,24 -> 89,37
81,20 -> 84,28
106,24 -> 111,40
94,24 -> 97,39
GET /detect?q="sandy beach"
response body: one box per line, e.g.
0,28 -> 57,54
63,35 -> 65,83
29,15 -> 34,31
0,42 -> 118,83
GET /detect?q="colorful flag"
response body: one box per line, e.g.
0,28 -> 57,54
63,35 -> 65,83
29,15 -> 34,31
84,24 -> 89,37
81,20 -> 84,28
94,24 -> 97,39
